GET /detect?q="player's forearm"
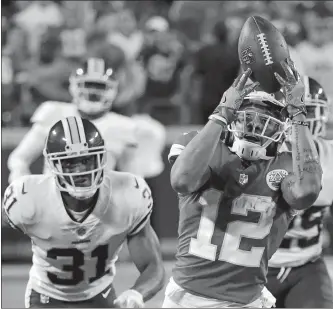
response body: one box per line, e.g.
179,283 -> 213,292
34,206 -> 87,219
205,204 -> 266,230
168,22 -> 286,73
170,120 -> 224,193
131,260 -> 165,302
282,115 -> 322,210
290,114 -> 320,180
127,223 -> 165,302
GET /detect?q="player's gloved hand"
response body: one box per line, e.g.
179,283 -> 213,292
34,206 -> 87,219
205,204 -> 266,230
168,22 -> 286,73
274,58 -> 306,118
114,289 -> 144,308
209,68 -> 259,126
260,286 -> 276,308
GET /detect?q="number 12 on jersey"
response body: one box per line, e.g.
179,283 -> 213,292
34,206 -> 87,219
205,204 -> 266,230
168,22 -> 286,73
189,192 -> 275,267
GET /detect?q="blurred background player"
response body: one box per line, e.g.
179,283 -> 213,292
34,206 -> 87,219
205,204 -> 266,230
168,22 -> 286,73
267,76 -> 333,308
7,56 -> 166,184
2,116 -> 165,308
163,63 -> 322,308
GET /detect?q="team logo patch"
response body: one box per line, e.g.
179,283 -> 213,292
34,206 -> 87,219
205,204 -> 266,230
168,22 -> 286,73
239,173 -> 248,185
266,169 -> 288,191
241,47 -> 255,65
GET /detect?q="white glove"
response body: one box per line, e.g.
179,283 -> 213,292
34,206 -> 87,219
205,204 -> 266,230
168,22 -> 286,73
209,68 -> 259,126
114,289 -> 144,308
260,287 -> 276,308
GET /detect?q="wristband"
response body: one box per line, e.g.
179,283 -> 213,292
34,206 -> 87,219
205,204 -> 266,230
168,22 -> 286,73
209,114 -> 228,127
291,120 -> 309,127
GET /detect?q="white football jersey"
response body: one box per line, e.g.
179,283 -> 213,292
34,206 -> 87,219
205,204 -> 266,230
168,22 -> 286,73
269,137 -> 333,267
3,170 -> 153,302
8,101 -> 166,181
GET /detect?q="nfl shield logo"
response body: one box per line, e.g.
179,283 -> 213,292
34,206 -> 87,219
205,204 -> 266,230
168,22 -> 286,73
239,174 -> 248,185
77,227 -> 86,236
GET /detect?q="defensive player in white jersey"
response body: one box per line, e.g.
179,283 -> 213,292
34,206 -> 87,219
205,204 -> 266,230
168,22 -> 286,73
7,57 -> 166,183
267,76 -> 333,308
2,116 -> 165,308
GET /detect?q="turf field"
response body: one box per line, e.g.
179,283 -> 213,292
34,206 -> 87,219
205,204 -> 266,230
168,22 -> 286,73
2,257 -> 333,308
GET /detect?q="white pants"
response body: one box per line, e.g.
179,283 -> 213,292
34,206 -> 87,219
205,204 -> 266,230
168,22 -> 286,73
162,278 -> 276,308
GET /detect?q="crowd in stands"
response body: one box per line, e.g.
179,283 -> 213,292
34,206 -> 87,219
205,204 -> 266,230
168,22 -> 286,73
2,0 -> 333,127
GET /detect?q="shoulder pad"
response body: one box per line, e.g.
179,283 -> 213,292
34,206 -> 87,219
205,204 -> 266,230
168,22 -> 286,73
3,175 -> 38,230
30,101 -> 74,127
127,175 -> 153,236
101,113 -> 138,147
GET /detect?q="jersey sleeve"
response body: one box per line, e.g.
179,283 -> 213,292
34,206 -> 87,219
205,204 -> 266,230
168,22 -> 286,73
104,115 -> 138,159
117,115 -> 166,178
30,101 -> 66,126
127,176 -> 153,236
168,131 -> 199,164
2,176 -> 36,233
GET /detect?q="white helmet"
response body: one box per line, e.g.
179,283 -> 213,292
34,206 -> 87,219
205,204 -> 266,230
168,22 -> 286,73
69,57 -> 119,115
284,76 -> 329,148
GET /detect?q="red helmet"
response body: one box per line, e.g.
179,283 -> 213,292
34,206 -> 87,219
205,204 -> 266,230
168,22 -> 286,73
43,116 -> 106,200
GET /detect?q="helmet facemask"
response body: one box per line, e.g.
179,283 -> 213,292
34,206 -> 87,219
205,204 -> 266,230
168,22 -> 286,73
228,98 -> 289,160
305,99 -> 328,137
302,75 -> 329,138
70,71 -> 118,115
44,142 -> 107,200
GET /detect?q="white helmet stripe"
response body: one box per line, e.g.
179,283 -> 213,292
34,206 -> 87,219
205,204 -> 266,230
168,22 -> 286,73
75,116 -> 87,144
87,58 -> 105,75
61,117 -> 73,145
67,116 -> 81,144
61,116 -> 86,145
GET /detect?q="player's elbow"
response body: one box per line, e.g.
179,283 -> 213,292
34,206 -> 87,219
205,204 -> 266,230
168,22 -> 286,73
170,172 -> 188,193
292,181 -> 321,210
301,179 -> 321,208
170,170 -> 199,194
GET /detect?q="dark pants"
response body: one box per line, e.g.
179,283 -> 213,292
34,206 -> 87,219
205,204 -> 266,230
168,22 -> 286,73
266,257 -> 333,308
27,284 -> 117,308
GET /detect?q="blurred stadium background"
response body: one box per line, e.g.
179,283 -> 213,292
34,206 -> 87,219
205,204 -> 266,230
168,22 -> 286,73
2,1 -> 333,307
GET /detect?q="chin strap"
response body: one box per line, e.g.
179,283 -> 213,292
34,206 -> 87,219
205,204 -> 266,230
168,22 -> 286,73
56,177 -> 97,200
231,138 -> 273,161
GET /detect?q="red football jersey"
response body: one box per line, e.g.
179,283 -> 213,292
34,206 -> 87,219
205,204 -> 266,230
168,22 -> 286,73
169,131 -> 296,304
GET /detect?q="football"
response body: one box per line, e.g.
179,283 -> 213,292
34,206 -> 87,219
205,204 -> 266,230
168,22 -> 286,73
238,16 -> 290,93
